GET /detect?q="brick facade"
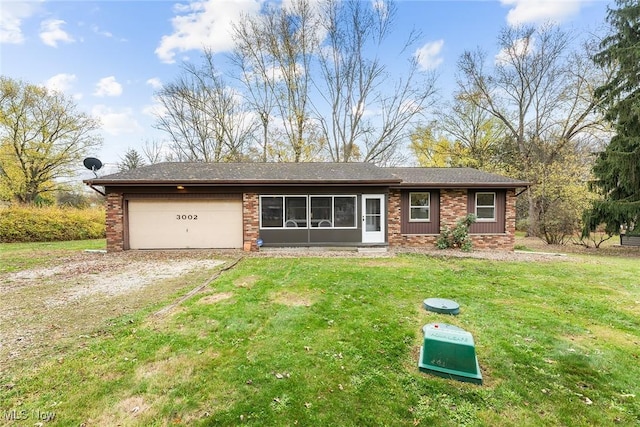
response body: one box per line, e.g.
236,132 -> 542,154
105,192 -> 124,252
103,188 -> 516,252
388,188 -> 517,251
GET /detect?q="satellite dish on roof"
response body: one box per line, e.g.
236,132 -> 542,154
83,157 -> 103,177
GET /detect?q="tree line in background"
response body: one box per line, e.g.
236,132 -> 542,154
1,0 -> 638,247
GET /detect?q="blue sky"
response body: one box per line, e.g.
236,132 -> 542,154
1,0 -> 610,174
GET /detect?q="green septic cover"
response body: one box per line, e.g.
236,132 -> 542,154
418,323 -> 482,385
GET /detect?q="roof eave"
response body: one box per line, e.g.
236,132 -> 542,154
85,179 -> 402,186
391,182 -> 530,189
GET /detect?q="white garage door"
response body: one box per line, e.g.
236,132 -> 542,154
128,199 -> 243,249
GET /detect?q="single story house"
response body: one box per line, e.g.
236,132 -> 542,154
84,162 -> 528,252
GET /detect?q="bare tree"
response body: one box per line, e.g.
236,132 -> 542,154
230,27 -> 276,162
141,139 -> 166,164
232,0 -> 320,162
456,24 -> 610,237
153,49 -> 257,162
315,0 -> 436,165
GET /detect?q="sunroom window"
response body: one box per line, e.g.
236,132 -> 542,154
261,196 -> 284,228
261,195 -> 356,228
310,196 -> 357,228
285,197 -> 307,227
409,192 -> 430,221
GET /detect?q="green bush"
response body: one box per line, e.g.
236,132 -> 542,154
0,205 -> 105,243
436,214 -> 476,252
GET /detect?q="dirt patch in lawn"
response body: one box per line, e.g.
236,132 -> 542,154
0,250 -> 230,372
271,290 -> 316,307
198,292 -> 234,304
89,395 -> 152,426
234,274 -> 259,289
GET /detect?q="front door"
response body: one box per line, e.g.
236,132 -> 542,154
362,194 -> 385,243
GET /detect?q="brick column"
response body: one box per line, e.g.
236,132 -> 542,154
105,192 -> 124,252
504,189 -> 516,247
387,189 -> 402,246
243,192 -> 259,251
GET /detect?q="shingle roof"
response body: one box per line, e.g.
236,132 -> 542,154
84,162 -> 529,188
388,167 -> 529,188
86,162 -> 401,186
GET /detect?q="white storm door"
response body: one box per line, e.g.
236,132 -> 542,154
362,194 -> 385,243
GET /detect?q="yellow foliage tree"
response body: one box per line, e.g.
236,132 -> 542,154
0,76 -> 102,204
409,125 -> 453,167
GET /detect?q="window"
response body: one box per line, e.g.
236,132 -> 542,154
310,195 -> 357,228
334,197 -> 356,227
310,197 -> 332,227
409,192 -> 430,221
475,192 -> 496,221
261,196 -> 283,228
260,195 -> 356,229
285,197 -> 307,227
260,196 -> 307,228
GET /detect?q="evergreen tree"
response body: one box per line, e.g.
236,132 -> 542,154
118,148 -> 146,172
583,0 -> 640,236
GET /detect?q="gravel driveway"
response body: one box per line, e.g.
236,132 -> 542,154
0,250 -> 228,371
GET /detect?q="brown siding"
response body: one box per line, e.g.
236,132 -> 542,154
467,190 -> 506,234
400,190 -> 440,234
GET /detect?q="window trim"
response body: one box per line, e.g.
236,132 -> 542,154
260,195 -> 357,229
475,192 -> 496,222
409,191 -> 430,222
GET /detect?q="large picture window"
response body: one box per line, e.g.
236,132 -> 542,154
475,192 -> 496,221
260,195 -> 356,229
310,196 -> 356,228
260,196 -> 308,228
409,192 -> 430,222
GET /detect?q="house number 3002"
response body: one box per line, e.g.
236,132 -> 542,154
176,214 -> 198,220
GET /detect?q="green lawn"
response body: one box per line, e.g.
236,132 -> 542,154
1,248 -> 638,426
0,239 -> 106,273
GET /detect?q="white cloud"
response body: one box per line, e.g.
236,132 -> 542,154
415,39 -> 444,71
92,105 -> 142,135
91,24 -> 113,38
94,76 -> 123,97
501,0 -> 585,26
1,2 -> 40,44
495,36 -> 534,65
146,78 -> 163,90
44,73 -> 77,93
155,0 -> 262,64
39,19 -> 75,47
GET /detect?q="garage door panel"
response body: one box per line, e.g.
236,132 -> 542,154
128,200 -> 243,249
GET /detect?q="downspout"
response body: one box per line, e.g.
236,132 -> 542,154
87,183 -> 106,196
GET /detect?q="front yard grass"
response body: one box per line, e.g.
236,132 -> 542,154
0,239 -> 106,273
1,250 -> 639,426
